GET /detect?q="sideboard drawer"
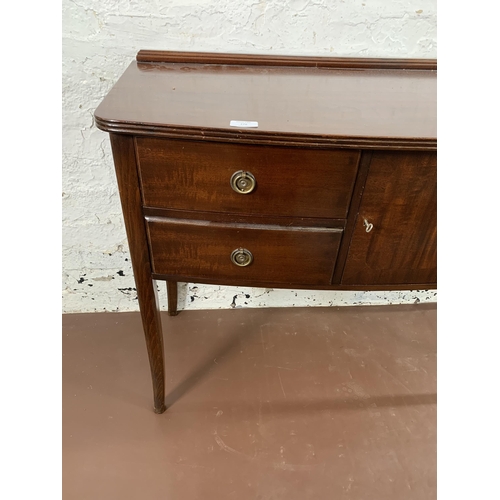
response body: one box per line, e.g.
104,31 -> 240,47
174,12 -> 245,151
137,138 -> 360,219
146,217 -> 343,286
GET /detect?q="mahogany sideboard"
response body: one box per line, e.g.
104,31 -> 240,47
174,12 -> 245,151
95,51 -> 437,413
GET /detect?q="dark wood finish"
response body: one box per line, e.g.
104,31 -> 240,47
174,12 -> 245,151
109,134 -> 166,414
136,138 -> 359,219
145,217 -> 343,286
96,121 -> 437,151
143,207 -> 347,229
331,151 -> 373,284
95,52 -> 437,412
166,281 -> 178,316
137,49 -> 437,70
95,60 -> 436,151
342,151 -> 437,285
152,274 -> 436,292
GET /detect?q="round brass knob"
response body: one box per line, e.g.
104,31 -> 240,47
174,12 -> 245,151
230,170 -> 256,194
230,248 -> 253,267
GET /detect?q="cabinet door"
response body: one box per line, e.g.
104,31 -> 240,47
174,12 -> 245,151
342,151 -> 436,286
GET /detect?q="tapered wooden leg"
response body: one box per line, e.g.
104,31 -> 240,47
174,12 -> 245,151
110,134 -> 166,414
138,278 -> 166,413
167,281 -> 178,316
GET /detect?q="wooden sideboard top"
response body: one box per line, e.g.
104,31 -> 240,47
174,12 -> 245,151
95,51 -> 436,150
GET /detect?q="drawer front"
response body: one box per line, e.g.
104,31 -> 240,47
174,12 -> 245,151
146,217 -> 343,286
137,138 -> 360,219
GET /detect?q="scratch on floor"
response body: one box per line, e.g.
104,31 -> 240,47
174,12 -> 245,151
259,327 -> 267,356
375,361 -> 414,394
273,462 -> 320,471
214,431 -> 254,460
277,371 -> 287,399
388,450 -> 404,471
264,365 -> 297,371
165,462 -> 214,471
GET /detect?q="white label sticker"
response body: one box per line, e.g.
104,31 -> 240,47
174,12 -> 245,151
230,120 -> 258,128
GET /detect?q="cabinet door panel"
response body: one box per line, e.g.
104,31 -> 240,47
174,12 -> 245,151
342,151 -> 436,286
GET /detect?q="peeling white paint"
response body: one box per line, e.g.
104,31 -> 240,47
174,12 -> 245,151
62,0 -> 437,313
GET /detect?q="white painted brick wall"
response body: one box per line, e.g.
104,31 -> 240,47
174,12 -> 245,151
62,0 -> 437,313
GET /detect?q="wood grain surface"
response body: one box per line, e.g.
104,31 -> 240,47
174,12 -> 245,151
137,50 -> 437,69
342,151 -> 437,285
331,150 -> 373,284
95,58 -> 436,150
96,54 -> 437,414
146,217 -> 343,286
136,138 -> 360,219
109,134 -> 167,414
166,281 -> 178,317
